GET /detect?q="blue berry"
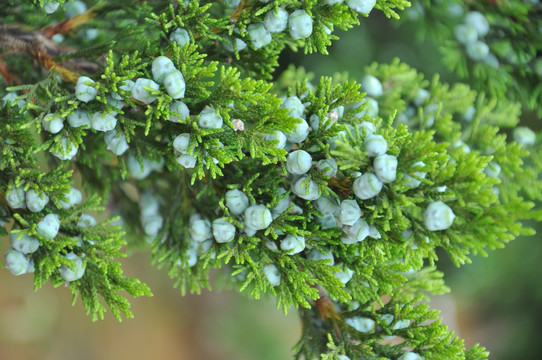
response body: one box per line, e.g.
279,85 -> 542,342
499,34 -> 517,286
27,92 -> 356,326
373,154 -> 397,183
345,316 -> 375,333
176,154 -> 197,169
104,130 -> 129,155
60,187 -> 83,209
163,70 -> 186,99
335,266 -> 354,284
286,118 -> 310,143
398,352 -> 423,360
51,137 -> 78,160
314,195 -> 339,215
361,75 -> 383,97
364,134 -> 388,157
288,10 -> 313,40
132,78 -> 160,104
169,28 -> 190,46
264,130 -> 287,149
292,176 -> 320,200
465,11 -> 489,37
454,24 -> 478,45
4,249 -> 29,276
152,56 -> 176,84
307,248 -> 334,264
346,0 -> 376,14
424,201 -> 455,231
43,1 -> 60,14
244,204 -> 273,230
413,89 -> 429,107
65,1 -> 87,17
75,76 -> 97,103
6,185 -> 26,209
513,126 -> 536,146
9,233 -> 39,254
77,214 -> 97,228
189,216 -> 212,242
169,101 -> 190,122
286,150 -> 312,175
42,113 -> 64,134
173,133 -> 191,154
263,264 -> 281,286
335,199 -> 361,226
316,158 -> 338,177
353,173 -> 383,200
280,235 -> 305,255
67,110 -> 91,128
224,37 -> 247,52
282,96 -> 305,118
36,213 -> 60,239
404,161 -> 426,188
91,111 -> 117,132
58,252 -> 86,282
264,8 -> 289,33
466,41 -> 489,61
198,106 -> 223,129
26,189 -> 49,212
342,218 -> 370,244
142,215 -> 163,236
248,23 -> 272,49
212,218 -> 236,243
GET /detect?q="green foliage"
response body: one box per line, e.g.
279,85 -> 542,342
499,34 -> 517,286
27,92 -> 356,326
1,1 -> 541,359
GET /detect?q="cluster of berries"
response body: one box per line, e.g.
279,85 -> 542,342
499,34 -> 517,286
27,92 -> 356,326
454,11 -> 498,67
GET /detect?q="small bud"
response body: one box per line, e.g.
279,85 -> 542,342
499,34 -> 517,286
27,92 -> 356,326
75,76 -> 97,103
212,218 -> 236,243
353,173 -> 383,200
244,204 -> 273,230
152,56 -> 176,84
280,235 -> 305,255
132,78 -> 160,104
9,233 -> 39,254
335,199 -> 361,226
424,201 -> 455,231
36,213 -> 61,239
263,264 -> 281,286
42,113 -> 64,133
26,189 -> 49,213
286,150 -> 312,175
225,189 -> 250,215
5,249 -> 29,276
374,154 -> 398,183
58,252 -> 86,282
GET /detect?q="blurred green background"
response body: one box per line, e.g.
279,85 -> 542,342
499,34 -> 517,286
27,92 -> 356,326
1,6 -> 541,360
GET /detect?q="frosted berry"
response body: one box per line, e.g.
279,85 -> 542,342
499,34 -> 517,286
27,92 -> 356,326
176,154 -> 197,169
212,218 -> 236,243
127,155 -> 153,179
346,0 -> 376,14
263,264 -> 281,286
26,189 -> 49,212
465,11 -> 489,37
75,76 -> 97,103
335,199 -> 361,226
43,1 -> 60,14
112,79 -> 135,100
404,161 -> 426,188
286,150 -> 312,175
264,130 -> 287,149
247,23 -> 272,49
353,173 -> 383,200
361,75 -> 383,97
353,97 -> 379,118
173,133 -> 191,154
223,36 -> 246,52
60,187 -> 83,209
132,78 -> 160,104
364,134 -> 388,157
345,317 -> 375,333
392,319 -> 411,330
280,235 -> 305,255
77,214 -> 97,228
325,0 -> 344,5
104,130 -> 129,155
316,158 -> 338,177
140,192 -> 160,218
281,96 -> 305,118
271,188 -> 291,216
65,1 -> 87,17
6,185 -> 26,209
374,154 -> 398,183
288,10 -> 313,40
307,248 -> 334,265
169,28 -> 190,46
91,111 -> 117,132
466,41 -> 489,61
225,189 -> 250,215
358,121 -> 376,136
513,126 -> 536,146
335,266 -> 354,284
342,218 -> 370,244
5,249 -> 29,276
454,24 -> 478,45
484,161 -> 501,178
286,118 -> 310,143
68,110 -> 91,128
424,201 -> 455,231
42,113 -> 64,134
398,352 -> 423,360
189,217 -> 212,242
58,252 -> 86,282
36,213 -> 60,239
168,101 -> 190,122
9,233 -> 39,254
264,7 -> 289,33
314,195 -> 339,215
152,56 -> 176,84
198,106 -> 223,129
163,70 -> 186,99
317,214 -> 337,229
51,137 -> 78,160
142,215 -> 163,236
292,176 -> 320,200
244,204 -> 273,230
413,88 -> 429,107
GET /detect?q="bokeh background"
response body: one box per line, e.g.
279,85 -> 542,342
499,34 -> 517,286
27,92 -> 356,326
1,5 -> 541,360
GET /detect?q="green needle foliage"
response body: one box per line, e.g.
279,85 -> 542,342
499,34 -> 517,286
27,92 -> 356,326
1,0 -> 541,359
